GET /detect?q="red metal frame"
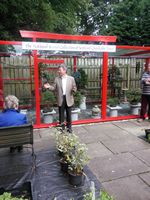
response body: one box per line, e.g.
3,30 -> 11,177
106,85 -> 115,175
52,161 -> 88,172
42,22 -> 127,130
20,31 -> 117,126
73,56 -> 77,72
20,30 -> 117,43
101,52 -> 108,119
33,115 -> 140,129
19,31 -> 150,127
0,31 -> 150,128
38,59 -> 64,64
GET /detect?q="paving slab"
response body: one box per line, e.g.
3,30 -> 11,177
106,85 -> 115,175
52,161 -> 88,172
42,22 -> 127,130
102,136 -> 150,154
132,148 -> 150,167
102,175 -> 150,200
87,142 -> 113,159
75,123 -> 131,144
113,120 -> 150,137
139,172 -> 150,186
88,152 -> 150,182
74,125 -> 110,143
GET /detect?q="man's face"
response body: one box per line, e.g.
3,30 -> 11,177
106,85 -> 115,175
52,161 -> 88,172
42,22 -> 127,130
58,67 -> 66,76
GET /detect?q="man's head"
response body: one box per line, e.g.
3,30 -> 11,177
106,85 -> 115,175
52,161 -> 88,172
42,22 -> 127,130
4,95 -> 19,110
58,64 -> 67,77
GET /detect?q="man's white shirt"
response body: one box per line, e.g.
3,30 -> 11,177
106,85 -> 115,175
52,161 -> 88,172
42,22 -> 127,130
62,75 -> 67,95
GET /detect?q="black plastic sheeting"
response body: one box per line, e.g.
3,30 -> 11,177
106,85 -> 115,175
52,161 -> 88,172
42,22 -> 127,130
0,148 -> 101,200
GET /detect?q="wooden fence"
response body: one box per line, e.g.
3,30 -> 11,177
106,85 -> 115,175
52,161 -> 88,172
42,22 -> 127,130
0,56 -> 145,106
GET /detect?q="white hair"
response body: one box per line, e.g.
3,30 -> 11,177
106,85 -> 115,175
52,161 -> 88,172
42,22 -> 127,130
4,95 -> 19,109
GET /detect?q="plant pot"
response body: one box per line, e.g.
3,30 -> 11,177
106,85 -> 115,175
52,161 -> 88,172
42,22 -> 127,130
43,109 -> 56,124
71,108 -> 80,121
107,105 -> 122,117
79,96 -> 86,110
130,104 -> 141,115
68,171 -> 85,186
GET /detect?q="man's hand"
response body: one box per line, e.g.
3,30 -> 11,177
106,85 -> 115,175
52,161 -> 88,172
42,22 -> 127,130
44,83 -> 50,89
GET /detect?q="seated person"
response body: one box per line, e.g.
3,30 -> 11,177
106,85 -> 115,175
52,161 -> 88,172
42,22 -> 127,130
0,95 -> 27,152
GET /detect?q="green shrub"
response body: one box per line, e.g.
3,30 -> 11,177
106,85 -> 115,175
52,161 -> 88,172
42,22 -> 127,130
83,190 -> 115,200
0,192 -> 27,200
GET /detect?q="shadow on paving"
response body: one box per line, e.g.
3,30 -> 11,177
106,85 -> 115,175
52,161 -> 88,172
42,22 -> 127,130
0,147 -> 101,200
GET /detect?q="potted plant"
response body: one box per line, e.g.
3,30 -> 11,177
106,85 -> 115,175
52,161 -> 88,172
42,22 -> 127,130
42,90 -> 56,123
107,97 -> 121,117
127,89 -> 141,115
72,91 -> 82,121
68,142 -> 89,186
53,127 -> 79,173
73,69 -> 88,110
145,129 -> 150,142
0,192 -> 27,200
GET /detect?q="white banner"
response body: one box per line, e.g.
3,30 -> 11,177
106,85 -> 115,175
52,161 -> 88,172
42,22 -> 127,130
22,42 -> 116,52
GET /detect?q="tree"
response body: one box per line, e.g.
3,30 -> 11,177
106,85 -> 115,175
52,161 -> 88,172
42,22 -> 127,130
100,0 -> 150,45
0,0 -> 88,40
0,0 -> 57,40
76,0 -> 119,35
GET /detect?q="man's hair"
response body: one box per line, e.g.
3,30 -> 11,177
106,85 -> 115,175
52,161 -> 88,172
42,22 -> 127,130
58,64 -> 67,72
4,95 -> 19,109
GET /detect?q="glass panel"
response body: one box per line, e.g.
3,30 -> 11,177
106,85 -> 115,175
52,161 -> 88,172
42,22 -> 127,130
106,58 -> 144,118
0,44 -> 35,124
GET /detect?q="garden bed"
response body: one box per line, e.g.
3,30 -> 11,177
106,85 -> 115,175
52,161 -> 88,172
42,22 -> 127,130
0,147 -> 101,200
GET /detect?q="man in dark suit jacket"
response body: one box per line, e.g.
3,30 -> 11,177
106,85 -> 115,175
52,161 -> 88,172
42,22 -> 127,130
44,64 -> 77,133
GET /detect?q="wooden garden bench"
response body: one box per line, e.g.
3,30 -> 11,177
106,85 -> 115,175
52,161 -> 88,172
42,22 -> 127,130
0,123 -> 36,169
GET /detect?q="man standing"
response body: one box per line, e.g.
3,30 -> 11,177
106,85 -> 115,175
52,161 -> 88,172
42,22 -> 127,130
138,63 -> 150,122
44,64 -> 77,133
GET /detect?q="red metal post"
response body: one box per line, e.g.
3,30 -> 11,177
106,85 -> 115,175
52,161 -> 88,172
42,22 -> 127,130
73,56 -> 77,72
101,52 -> 108,119
111,57 -> 115,96
145,58 -> 150,70
29,55 -> 33,100
33,38 -> 41,125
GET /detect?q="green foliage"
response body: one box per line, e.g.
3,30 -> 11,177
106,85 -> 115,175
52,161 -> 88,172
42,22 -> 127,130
54,128 -> 78,154
101,0 -> 150,45
73,69 -> 88,91
127,89 -> 141,104
53,127 -> 89,175
0,0 -> 149,45
42,90 -> 56,112
83,190 -> 115,200
0,192 -> 27,200
74,91 -> 82,108
100,190 -> 115,200
0,0 -> 87,40
108,65 -> 122,93
0,0 -> 56,40
107,97 -> 119,107
68,142 -> 89,175
53,128 -> 79,163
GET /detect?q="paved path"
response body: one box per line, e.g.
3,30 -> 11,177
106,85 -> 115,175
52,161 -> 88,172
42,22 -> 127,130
33,119 -> 150,200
